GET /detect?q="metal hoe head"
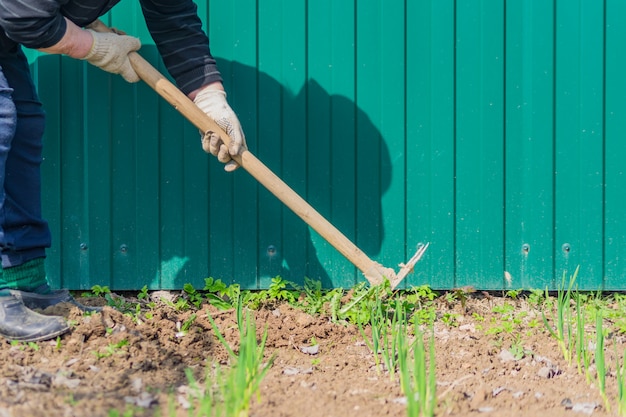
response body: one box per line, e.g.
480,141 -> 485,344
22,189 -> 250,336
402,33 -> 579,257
364,243 -> 430,289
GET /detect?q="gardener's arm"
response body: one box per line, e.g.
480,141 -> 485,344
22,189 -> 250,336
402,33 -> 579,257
0,1 -> 141,81
141,0 -> 246,171
0,0 -> 62,48
36,18 -> 92,58
139,0 -> 222,96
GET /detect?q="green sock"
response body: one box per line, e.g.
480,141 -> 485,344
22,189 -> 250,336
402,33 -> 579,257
0,269 -> 6,296
0,258 -> 51,294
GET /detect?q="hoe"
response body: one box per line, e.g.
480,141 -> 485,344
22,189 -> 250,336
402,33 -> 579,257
92,22 -> 428,289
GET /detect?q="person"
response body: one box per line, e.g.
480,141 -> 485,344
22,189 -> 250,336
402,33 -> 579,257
0,1 -> 246,342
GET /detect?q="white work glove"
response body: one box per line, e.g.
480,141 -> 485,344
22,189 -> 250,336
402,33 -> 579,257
193,88 -> 247,172
81,29 -> 141,82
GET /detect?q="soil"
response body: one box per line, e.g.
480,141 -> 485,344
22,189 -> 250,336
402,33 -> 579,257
0,290 -> 620,417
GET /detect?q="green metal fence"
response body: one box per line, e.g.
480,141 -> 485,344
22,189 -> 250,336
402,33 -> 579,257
26,0 -> 626,291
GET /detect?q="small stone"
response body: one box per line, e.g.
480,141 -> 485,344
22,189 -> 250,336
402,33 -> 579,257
572,402 -> 597,415
52,374 -> 81,389
295,313 -> 314,327
65,358 -> 80,367
131,378 -> 143,393
459,323 -> 475,332
283,367 -> 300,376
538,366 -> 560,379
499,349 -> 516,362
151,290 -> 177,304
282,366 -> 313,376
300,344 -> 320,355
124,392 -> 157,408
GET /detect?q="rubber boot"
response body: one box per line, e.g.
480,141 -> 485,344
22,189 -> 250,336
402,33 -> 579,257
0,296 -> 70,342
10,286 -> 102,312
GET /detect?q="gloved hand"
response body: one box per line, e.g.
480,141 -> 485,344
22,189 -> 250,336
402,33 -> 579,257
81,29 -> 141,82
193,87 -> 247,172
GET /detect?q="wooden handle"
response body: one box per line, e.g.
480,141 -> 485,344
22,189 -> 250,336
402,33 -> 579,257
132,56 -> 385,282
90,22 -> 389,284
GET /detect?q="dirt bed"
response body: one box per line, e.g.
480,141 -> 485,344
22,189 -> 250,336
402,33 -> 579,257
0,290 -> 621,417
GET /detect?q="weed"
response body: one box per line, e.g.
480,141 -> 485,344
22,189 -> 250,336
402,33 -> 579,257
492,303 -> 515,316
9,340 -> 27,351
81,284 -> 110,299
137,285 -> 150,301
104,293 -> 136,313
329,290 -> 343,322
339,282 -> 379,325
66,393 -> 77,406
160,296 -> 192,312
441,312 -> 459,327
472,312 -> 485,322
295,278 -> 343,316
527,288 -> 546,308
176,313 -> 198,338
93,339 -> 129,360
108,407 -> 138,417
445,286 -> 475,310
485,316 -> 514,335
238,277 -> 299,310
267,276 -> 298,303
204,278 -> 240,310
410,305 -> 436,327
91,285 -> 111,297
505,289 -> 522,299
527,318 -> 540,328
408,285 -> 438,303
9,340 -> 45,351
183,283 -> 204,308
509,335 -> 531,360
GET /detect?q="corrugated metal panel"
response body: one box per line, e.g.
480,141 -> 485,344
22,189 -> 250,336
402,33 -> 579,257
504,1 -> 556,290
24,1 -> 626,290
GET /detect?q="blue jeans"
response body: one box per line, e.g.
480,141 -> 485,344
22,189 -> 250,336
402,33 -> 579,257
0,47 -> 50,268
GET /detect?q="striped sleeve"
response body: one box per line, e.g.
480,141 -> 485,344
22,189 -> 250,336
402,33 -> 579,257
139,0 -> 222,95
0,0 -> 67,48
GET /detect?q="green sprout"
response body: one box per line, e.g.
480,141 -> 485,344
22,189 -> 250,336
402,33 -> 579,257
400,323 -> 437,417
542,267 -> 578,365
204,300 -> 275,417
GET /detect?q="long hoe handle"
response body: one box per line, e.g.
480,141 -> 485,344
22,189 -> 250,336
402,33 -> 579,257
92,22 -> 427,288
